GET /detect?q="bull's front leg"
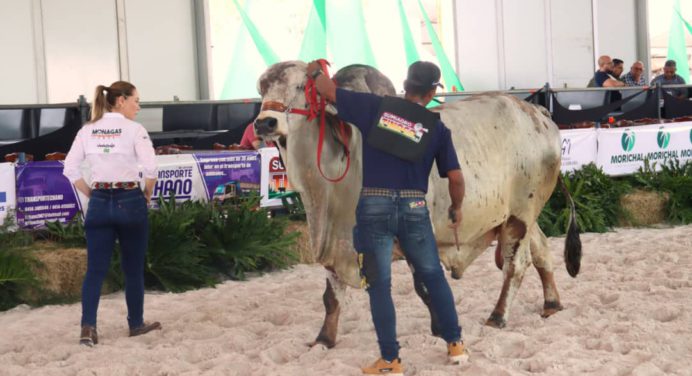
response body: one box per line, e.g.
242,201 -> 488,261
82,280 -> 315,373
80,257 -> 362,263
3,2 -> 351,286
310,270 -> 346,348
487,216 -> 532,328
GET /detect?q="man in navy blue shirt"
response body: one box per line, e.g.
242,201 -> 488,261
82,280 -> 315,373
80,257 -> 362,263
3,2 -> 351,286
307,60 -> 467,375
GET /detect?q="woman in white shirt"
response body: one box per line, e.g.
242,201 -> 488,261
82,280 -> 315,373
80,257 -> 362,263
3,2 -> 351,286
63,81 -> 160,346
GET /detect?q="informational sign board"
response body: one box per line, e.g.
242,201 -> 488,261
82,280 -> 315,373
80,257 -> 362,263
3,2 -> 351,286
559,128 -> 598,172
0,163 -> 16,226
259,147 -> 294,208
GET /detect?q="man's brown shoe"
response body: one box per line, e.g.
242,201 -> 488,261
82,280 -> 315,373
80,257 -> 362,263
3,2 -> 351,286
448,341 -> 469,364
79,325 -> 98,347
129,321 -> 162,337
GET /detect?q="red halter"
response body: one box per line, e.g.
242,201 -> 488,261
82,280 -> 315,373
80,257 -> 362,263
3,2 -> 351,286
260,59 -> 351,183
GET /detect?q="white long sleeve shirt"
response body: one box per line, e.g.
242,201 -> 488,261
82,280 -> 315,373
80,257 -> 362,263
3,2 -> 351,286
63,112 -> 157,184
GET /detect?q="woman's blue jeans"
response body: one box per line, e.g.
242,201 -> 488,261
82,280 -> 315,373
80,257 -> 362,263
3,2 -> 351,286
354,192 -> 461,361
81,189 -> 148,329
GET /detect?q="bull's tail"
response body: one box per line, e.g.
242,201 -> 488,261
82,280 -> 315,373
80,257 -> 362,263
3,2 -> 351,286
558,175 -> 582,277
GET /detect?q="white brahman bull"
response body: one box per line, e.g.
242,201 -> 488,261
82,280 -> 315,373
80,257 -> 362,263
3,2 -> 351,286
254,61 -> 581,347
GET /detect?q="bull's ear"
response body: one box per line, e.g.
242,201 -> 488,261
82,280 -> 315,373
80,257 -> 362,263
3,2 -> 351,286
325,103 -> 338,116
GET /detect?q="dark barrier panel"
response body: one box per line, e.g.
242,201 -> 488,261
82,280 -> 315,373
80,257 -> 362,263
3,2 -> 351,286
38,108 -> 69,136
0,107 -> 82,161
662,91 -> 692,119
162,103 -> 216,132
551,90 -> 640,126
0,109 -> 31,145
615,90 -> 659,121
193,102 -> 261,149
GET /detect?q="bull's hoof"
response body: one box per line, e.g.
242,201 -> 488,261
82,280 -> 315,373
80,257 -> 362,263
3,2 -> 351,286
541,301 -> 564,318
308,336 -> 336,349
485,312 -> 506,329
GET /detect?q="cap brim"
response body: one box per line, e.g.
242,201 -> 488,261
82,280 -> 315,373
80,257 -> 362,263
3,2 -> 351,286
406,79 -> 444,90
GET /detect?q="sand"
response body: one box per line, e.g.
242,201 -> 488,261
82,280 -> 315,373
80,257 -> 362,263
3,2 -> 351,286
1,225 -> 691,375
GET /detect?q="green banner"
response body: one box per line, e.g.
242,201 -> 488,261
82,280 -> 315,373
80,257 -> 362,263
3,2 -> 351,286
668,0 -> 691,83
233,0 -> 279,66
299,0 -> 327,61
221,0 -> 276,99
325,0 -> 377,68
417,0 -> 463,92
397,0 -> 420,66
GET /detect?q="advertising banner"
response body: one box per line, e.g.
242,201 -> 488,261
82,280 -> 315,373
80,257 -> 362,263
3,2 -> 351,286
14,161 -> 83,229
559,128 -> 598,172
150,154 -> 207,206
259,147 -> 294,208
597,122 -> 692,175
192,151 -> 261,201
0,162 -> 16,226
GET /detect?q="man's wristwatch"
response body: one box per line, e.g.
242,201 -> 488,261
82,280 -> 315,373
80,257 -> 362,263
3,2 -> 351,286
310,68 -> 323,80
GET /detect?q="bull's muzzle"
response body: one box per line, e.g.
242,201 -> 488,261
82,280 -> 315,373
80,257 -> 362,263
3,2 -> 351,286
254,117 -> 278,136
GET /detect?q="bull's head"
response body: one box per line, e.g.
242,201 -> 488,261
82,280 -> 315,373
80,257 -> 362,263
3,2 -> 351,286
254,61 -> 321,148
254,61 -> 396,149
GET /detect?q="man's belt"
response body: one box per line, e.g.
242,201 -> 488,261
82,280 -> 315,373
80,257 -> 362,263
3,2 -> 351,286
361,187 -> 425,198
91,181 -> 140,190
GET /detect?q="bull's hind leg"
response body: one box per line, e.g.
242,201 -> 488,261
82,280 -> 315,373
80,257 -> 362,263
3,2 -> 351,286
486,216 -> 533,329
310,269 -> 346,348
529,225 -> 564,317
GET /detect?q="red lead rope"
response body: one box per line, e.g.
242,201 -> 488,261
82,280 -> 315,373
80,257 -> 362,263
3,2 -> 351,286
289,59 -> 351,183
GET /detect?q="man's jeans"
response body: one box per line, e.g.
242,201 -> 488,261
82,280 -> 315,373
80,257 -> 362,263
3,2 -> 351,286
354,192 -> 461,361
81,189 -> 149,329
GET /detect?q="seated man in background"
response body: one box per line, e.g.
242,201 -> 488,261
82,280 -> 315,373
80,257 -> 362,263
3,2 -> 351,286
587,55 -> 624,88
622,61 -> 647,86
593,55 -> 624,103
651,60 -> 687,99
611,58 -> 625,81
594,55 -> 625,88
239,122 -> 275,150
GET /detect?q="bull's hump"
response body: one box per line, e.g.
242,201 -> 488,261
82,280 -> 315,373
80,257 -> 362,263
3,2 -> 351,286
334,65 -> 395,96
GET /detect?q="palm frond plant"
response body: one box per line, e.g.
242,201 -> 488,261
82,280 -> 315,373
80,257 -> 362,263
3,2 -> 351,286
0,209 -> 34,250
142,196 -> 218,292
43,214 -> 86,247
0,212 -> 37,310
200,194 -> 299,280
0,249 -> 37,310
539,164 -> 630,236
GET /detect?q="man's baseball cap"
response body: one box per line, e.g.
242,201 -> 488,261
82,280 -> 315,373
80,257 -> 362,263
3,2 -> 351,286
404,61 -> 444,90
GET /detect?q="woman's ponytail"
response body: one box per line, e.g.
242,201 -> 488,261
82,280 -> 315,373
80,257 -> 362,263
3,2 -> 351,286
89,81 -> 136,123
91,85 -> 109,122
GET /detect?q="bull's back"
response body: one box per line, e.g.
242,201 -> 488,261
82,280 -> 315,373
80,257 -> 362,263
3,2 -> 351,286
430,94 -> 561,243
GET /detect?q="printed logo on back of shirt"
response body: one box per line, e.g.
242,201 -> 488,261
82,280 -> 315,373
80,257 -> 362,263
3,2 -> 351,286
377,112 -> 429,143
91,128 -> 123,139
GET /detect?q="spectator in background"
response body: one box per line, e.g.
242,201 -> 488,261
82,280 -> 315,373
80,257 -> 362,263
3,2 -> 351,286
591,55 -> 624,103
239,122 -> 275,150
594,55 -> 625,88
651,60 -> 687,99
622,61 -> 647,86
612,59 -> 625,80
587,56 -> 624,88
